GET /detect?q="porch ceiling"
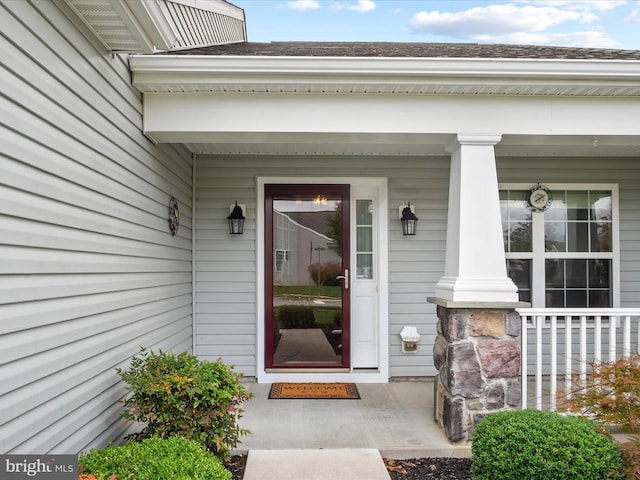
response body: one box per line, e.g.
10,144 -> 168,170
178,133 -> 640,157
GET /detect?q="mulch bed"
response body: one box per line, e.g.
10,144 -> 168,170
225,454 -> 472,480
225,455 -> 247,480
384,458 -> 472,480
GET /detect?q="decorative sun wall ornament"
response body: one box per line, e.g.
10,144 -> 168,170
525,184 -> 553,212
168,196 -> 179,235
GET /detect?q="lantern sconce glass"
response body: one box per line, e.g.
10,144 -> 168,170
399,202 -> 418,236
227,201 -> 246,235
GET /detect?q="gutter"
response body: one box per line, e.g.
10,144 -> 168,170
129,55 -> 640,96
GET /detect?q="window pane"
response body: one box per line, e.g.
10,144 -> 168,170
507,259 -> 531,303
356,200 -> 373,224
567,191 -> 589,221
589,259 -> 610,288
546,260 -> 565,288
590,191 -> 612,221
589,291 -> 610,307
546,290 -> 565,308
545,193 -> 566,221
518,290 -> 531,303
275,250 -> 286,273
357,254 -> 373,279
566,259 -> 587,288
356,226 -> 372,251
509,222 -> 532,252
356,200 -> 373,280
566,290 -> 587,307
509,193 -> 531,222
567,222 -> 589,252
545,222 -> 566,252
591,222 -> 612,252
501,190 -> 532,252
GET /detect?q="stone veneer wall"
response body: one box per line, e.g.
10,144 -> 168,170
433,306 -> 522,442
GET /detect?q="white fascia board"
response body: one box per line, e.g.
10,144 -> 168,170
123,0 -> 177,51
141,92 -> 640,139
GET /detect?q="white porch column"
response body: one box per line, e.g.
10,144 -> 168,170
435,134 -> 518,303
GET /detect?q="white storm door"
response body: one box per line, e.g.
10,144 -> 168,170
351,192 -> 379,368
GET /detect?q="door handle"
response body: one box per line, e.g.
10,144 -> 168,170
336,269 -> 349,290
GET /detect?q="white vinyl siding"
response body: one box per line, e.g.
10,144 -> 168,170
195,155 -> 640,380
194,155 -> 450,378
0,1 -> 192,454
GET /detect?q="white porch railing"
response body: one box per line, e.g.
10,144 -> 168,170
516,308 -> 640,411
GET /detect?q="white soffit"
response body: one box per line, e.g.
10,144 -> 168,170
65,0 -> 246,53
65,0 -> 176,52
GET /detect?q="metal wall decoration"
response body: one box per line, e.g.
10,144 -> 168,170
525,184 -> 553,212
168,196 -> 179,235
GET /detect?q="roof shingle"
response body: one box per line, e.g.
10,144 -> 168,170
162,41 -> 640,60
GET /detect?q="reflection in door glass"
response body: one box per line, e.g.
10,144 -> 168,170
272,194 -> 344,366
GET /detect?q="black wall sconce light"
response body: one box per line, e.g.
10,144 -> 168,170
399,202 -> 418,236
227,201 -> 246,235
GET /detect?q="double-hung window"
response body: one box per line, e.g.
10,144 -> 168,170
500,185 -> 619,308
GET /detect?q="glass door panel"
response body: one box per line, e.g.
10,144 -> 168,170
265,184 -> 350,369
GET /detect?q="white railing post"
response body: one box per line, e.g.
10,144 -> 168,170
521,313 -> 528,409
609,315 -> 617,363
594,315 -> 602,364
565,315 -> 572,400
624,315 -> 631,356
550,315 -> 557,411
579,315 -> 587,387
536,314 -> 543,410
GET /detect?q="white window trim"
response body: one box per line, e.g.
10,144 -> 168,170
500,183 -> 620,309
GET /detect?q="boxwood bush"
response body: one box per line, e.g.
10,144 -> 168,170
117,348 -> 252,460
78,437 -> 231,480
472,409 -> 625,480
276,305 -> 315,328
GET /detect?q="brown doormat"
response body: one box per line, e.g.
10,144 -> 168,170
269,382 -> 360,399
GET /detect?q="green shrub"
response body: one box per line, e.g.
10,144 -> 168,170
117,348 -> 253,461
79,437 -> 230,480
472,409 -> 625,480
308,262 -> 342,287
276,305 -> 315,328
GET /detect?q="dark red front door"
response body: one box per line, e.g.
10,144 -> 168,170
265,184 -> 351,369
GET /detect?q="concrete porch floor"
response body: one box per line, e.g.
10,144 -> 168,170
234,379 -> 472,459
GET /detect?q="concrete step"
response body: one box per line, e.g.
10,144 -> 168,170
242,449 -> 391,480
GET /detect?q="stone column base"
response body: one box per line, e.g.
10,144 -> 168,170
432,305 -> 522,442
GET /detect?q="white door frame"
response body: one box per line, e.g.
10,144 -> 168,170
256,177 -> 389,383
